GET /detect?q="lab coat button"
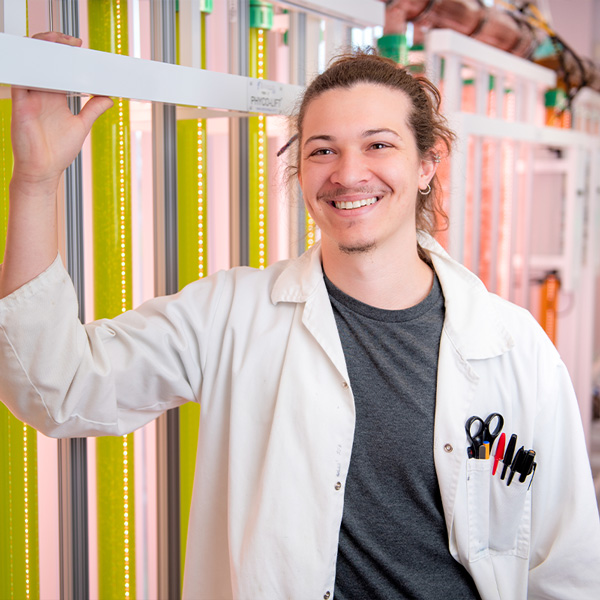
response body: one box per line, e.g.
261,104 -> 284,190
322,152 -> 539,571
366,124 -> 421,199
342,381 -> 349,389
444,444 -> 453,453
335,481 -> 342,491
324,592 -> 331,599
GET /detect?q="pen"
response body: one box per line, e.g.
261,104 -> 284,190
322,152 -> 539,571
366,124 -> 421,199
478,442 -> 490,459
492,433 -> 506,475
507,446 -> 525,486
501,434 -> 517,480
518,450 -> 536,483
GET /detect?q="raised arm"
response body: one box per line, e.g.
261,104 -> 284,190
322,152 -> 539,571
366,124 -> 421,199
0,32 -> 113,298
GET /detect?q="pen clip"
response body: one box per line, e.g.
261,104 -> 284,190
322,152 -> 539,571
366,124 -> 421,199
527,462 -> 537,490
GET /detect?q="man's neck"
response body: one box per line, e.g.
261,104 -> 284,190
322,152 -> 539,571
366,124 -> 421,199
321,238 -> 434,310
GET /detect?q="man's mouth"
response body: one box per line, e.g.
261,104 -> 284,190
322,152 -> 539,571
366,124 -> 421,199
331,196 -> 380,210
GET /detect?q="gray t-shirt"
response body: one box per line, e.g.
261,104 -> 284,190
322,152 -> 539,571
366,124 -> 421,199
325,272 -> 480,600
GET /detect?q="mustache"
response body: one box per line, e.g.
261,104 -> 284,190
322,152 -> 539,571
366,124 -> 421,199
316,187 -> 388,202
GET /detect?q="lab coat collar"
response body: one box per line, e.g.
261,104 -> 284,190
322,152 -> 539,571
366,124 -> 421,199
271,243 -> 325,304
272,234 -> 515,361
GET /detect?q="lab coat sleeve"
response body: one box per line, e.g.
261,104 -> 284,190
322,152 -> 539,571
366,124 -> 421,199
527,353 -> 600,598
0,255 -> 225,437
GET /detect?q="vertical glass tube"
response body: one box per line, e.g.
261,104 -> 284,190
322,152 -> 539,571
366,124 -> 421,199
0,93 -> 40,600
249,25 -> 268,269
0,414 -> 40,600
87,1 -> 136,598
177,0 -> 208,288
176,6 -> 209,583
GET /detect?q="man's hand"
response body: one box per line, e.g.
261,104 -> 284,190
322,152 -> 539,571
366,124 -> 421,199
10,32 -> 113,193
1,31 -> 113,298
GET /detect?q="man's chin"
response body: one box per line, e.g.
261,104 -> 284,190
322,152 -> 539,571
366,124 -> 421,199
338,241 -> 377,255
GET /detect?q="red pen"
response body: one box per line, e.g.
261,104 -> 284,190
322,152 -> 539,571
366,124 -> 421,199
492,433 -> 506,476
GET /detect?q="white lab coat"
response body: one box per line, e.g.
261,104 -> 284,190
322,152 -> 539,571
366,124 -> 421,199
0,233 -> 598,599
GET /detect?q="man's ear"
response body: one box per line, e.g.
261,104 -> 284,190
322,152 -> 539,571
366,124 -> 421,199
419,153 -> 439,189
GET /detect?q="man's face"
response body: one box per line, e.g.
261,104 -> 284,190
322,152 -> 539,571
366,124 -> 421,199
298,83 -> 435,257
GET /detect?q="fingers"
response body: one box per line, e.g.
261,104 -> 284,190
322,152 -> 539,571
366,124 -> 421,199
11,33 -> 82,102
79,96 -> 115,132
32,31 -> 83,47
10,86 -> 28,102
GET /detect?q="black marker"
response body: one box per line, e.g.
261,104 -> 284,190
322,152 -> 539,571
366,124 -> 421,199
507,446 -> 525,486
501,434 -> 517,480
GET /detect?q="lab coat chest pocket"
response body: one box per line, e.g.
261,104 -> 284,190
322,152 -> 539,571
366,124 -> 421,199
466,459 -> 531,561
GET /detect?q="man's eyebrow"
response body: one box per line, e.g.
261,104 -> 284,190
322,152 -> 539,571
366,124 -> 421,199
303,134 -> 334,148
303,129 -> 401,148
362,128 -> 401,138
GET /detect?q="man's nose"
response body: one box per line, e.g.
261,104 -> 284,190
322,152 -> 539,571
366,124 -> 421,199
329,151 -> 371,187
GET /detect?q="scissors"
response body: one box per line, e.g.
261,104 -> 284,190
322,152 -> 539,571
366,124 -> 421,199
465,412 -> 504,458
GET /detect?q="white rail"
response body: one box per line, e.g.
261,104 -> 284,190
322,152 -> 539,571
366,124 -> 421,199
0,33 -> 303,115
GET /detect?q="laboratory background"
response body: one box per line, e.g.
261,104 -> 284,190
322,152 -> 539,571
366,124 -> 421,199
0,0 -> 600,598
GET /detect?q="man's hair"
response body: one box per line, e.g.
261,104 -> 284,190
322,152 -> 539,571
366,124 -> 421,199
293,49 -> 455,235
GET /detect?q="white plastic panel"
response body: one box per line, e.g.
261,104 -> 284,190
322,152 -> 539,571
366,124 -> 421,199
427,28 -> 556,87
0,33 -> 303,114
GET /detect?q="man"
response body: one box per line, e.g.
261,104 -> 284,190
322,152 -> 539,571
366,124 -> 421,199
1,34 -> 599,599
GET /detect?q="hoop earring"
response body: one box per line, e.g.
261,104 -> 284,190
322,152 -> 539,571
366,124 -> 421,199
419,184 -> 432,195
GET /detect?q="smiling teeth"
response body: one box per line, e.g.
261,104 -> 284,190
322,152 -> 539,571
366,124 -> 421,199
333,197 -> 378,210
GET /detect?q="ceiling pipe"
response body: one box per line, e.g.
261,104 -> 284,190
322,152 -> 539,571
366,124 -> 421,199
381,0 -> 600,94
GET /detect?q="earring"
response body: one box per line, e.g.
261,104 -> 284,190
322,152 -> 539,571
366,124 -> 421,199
419,184 -> 432,195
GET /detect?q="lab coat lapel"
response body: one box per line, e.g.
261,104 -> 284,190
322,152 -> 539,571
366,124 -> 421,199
271,243 -> 350,383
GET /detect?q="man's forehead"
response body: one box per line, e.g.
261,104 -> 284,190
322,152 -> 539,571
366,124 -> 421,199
302,84 -> 412,132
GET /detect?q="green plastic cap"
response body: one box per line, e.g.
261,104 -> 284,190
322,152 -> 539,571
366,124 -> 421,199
377,34 -> 408,65
250,1 -> 274,30
545,88 -> 567,108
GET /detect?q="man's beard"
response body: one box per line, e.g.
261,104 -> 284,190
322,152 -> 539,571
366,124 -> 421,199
338,240 -> 377,255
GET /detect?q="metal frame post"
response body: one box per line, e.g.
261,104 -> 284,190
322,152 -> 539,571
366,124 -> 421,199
151,1 -> 180,598
229,0 -> 250,267
56,2 -> 89,599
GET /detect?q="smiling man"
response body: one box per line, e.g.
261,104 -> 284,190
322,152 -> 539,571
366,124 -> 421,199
299,82 -> 437,309
1,41 -> 599,600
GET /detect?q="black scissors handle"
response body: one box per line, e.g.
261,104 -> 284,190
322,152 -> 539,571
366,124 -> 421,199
465,412 -> 504,457
482,412 -> 504,445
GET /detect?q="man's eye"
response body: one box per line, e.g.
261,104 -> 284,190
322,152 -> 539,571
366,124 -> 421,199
370,142 -> 390,150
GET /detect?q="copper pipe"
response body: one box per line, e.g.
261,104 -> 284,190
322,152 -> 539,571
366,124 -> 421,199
475,11 -> 537,58
384,0 -> 485,38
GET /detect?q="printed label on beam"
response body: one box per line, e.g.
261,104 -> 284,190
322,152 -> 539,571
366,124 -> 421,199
248,79 -> 284,114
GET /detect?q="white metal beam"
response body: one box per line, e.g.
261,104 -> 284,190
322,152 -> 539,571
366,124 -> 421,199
426,28 -> 556,87
0,33 -> 303,114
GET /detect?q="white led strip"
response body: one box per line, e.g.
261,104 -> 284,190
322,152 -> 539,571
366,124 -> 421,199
257,28 -> 266,269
